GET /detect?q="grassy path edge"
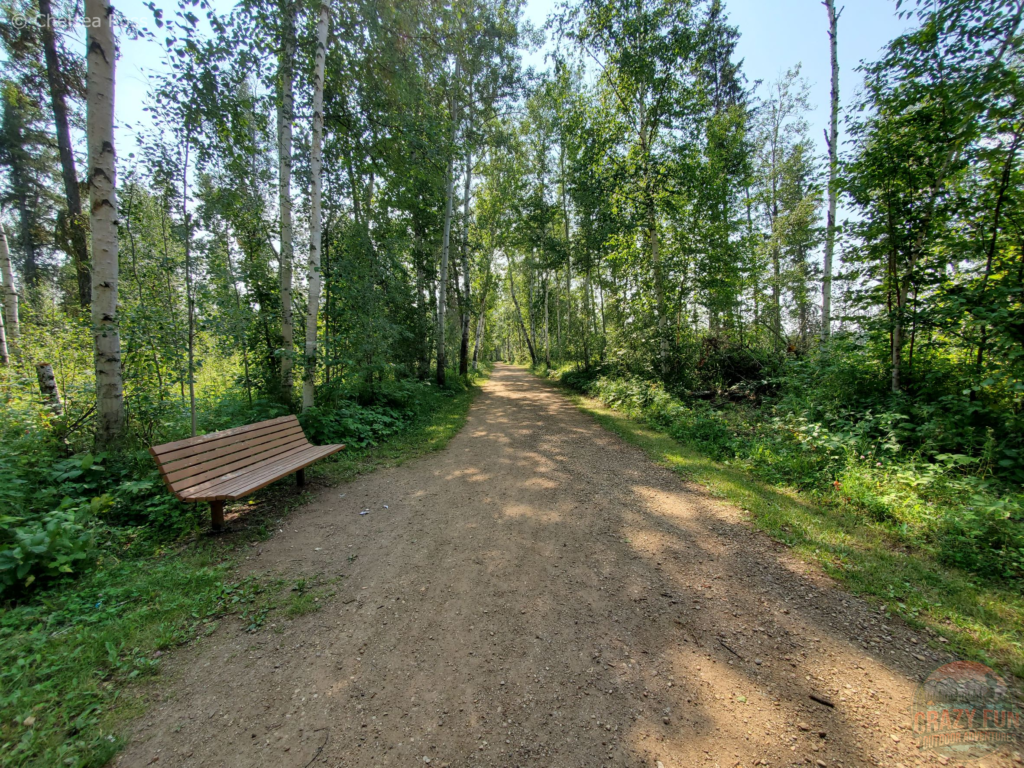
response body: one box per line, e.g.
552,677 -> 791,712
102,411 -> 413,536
533,368 -> 1024,682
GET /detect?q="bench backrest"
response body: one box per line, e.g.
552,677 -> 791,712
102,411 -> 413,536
150,415 -> 311,500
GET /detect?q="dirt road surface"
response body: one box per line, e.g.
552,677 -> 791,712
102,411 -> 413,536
117,364 -> 1001,768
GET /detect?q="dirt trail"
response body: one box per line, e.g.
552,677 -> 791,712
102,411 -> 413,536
118,364 -> 986,768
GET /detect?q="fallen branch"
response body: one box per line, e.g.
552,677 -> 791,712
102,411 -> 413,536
718,638 -> 743,660
302,728 -> 329,768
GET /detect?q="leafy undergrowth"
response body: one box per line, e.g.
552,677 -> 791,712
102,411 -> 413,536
0,370 -> 484,768
534,366 -> 1024,681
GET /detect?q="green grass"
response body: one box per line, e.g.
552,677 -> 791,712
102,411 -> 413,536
536,370 -> 1024,681
0,371 -> 484,768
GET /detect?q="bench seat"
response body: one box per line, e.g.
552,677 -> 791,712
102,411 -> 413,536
150,415 -> 344,528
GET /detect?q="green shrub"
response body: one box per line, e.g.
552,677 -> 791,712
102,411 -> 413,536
557,368 -> 1024,585
939,493 -> 1024,580
0,500 -> 102,594
300,403 -> 412,448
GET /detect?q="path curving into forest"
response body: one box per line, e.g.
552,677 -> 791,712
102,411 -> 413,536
117,364 -> 984,768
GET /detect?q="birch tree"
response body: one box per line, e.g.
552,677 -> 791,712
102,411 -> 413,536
0,223 -> 8,363
86,0 -> 124,447
822,0 -> 840,337
436,58 -> 460,387
0,285 -> 6,364
278,0 -> 296,399
302,0 -> 329,411
0,222 -> 18,356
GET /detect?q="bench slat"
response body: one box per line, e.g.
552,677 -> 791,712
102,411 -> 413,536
150,415 -> 298,458
176,441 -> 324,499
205,445 -> 342,500
158,423 -> 306,472
163,431 -> 311,490
181,444 -> 342,501
159,423 -> 305,474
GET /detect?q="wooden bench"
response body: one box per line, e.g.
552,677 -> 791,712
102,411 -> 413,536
150,415 -> 344,530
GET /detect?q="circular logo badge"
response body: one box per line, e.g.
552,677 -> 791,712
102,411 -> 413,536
912,661 -> 1021,760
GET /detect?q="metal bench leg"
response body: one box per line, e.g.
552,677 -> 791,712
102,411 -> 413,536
296,468 -> 305,488
210,500 -> 225,530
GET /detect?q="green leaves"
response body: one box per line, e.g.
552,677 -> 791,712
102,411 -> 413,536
0,508 -> 97,595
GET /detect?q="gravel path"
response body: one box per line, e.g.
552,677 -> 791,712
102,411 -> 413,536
116,364 -> 995,768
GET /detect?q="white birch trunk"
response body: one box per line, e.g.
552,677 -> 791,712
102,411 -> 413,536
437,60 -> 460,387
36,362 -> 63,415
302,0 -> 329,412
86,0 -> 124,447
437,158 -> 455,385
472,265 -> 490,370
278,0 -> 296,397
543,272 -> 550,369
459,144 -> 472,376
822,0 -> 840,337
0,276 -> 7,364
560,143 -> 572,361
0,222 -> 17,356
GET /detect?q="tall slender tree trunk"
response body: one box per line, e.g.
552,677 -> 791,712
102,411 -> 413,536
182,133 -> 197,437
303,0 -> 329,412
543,272 -> 550,369
559,142 -> 573,363
582,266 -> 591,369
472,267 -> 490,369
278,0 -> 296,400
0,289 -> 6,365
86,0 -> 124,448
527,266 -> 537,356
0,223 -> 18,356
459,145 -> 473,376
414,226 -> 430,379
36,362 -> 63,415
771,227 -> 782,348
437,61 -> 460,387
39,0 -> 91,308
645,175 -> 667,374
822,0 -> 840,338
556,267 -> 562,363
124,183 -> 164,398
508,260 -> 537,365
224,233 -> 252,407
11,174 -> 39,290
0,227 -> 7,361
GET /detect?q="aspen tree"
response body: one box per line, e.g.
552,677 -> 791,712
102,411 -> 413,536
822,0 -> 841,337
36,362 -> 63,415
0,273 -> 6,364
86,0 -> 124,447
279,0 -> 296,398
0,223 -> 17,356
437,58 -> 461,387
302,0 -> 329,411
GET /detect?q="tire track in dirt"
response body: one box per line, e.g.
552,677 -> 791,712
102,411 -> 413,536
117,364 -> 1002,768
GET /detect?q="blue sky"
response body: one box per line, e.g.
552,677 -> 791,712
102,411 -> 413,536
517,0 -> 911,156
110,0 -> 911,164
